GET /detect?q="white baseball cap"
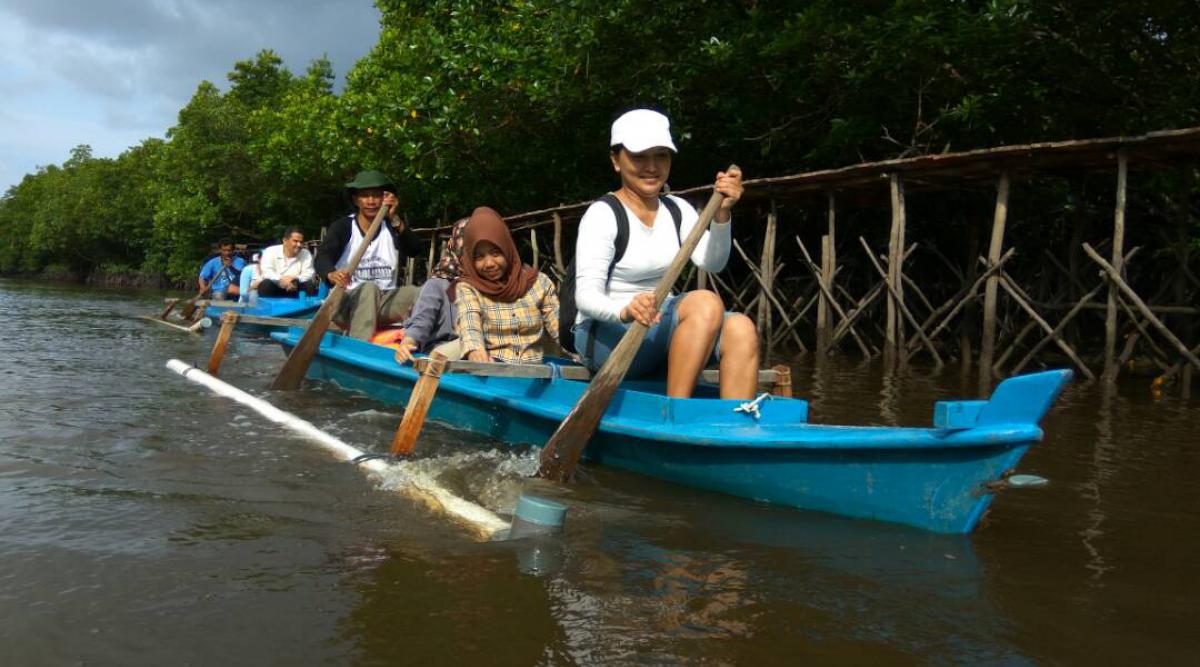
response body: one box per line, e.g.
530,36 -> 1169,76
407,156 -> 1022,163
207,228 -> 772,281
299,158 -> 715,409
610,109 -> 677,153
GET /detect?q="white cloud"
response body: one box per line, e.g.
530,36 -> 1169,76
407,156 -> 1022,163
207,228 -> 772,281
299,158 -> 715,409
0,0 -> 381,193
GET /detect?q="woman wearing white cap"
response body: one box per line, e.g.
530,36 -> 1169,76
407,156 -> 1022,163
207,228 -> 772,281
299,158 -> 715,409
571,108 -> 757,399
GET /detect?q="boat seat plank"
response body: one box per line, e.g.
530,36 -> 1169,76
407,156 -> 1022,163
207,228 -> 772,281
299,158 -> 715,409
413,357 -> 783,386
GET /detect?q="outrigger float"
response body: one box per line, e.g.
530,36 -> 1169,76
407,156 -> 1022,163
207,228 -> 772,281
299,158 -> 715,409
271,330 -> 1071,534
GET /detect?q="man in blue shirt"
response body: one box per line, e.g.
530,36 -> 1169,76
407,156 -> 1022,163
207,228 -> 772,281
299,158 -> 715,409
197,239 -> 246,299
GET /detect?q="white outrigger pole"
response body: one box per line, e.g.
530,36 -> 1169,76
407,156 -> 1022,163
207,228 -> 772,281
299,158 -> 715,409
165,359 -> 509,541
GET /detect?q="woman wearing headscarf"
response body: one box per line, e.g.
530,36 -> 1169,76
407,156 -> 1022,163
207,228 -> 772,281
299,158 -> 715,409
454,207 -> 559,364
572,108 -> 757,399
392,216 -> 470,363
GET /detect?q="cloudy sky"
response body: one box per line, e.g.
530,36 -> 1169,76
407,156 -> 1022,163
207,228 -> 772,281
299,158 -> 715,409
0,0 -> 382,193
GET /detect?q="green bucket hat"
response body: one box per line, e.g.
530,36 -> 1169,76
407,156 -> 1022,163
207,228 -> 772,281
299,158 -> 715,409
344,170 -> 396,192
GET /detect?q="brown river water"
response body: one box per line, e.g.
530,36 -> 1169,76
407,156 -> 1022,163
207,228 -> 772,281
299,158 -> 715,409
1,278 -> 1197,665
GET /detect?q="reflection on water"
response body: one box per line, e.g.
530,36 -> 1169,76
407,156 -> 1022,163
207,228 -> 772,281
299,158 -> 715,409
2,278 -> 1199,665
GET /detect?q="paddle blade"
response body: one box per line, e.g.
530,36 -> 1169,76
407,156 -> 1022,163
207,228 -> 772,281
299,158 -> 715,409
390,355 -> 448,456
270,287 -> 345,390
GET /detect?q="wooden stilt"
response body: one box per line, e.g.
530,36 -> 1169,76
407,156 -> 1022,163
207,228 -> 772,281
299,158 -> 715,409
997,274 -> 1095,380
531,227 -> 540,271
922,249 -> 1016,349
886,174 -> 908,358
992,320 -> 1038,377
405,257 -> 416,286
795,237 -> 871,358
757,207 -> 777,349
207,312 -> 239,376
1012,282 -> 1104,375
1084,242 -> 1200,371
818,192 -> 837,353
979,173 -> 1011,392
426,233 -> 438,281
859,237 -> 943,367
732,239 -> 807,352
1103,150 -> 1129,382
552,213 -> 566,278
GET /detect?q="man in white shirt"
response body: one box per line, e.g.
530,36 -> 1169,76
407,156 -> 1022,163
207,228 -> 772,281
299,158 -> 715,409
257,227 -> 318,298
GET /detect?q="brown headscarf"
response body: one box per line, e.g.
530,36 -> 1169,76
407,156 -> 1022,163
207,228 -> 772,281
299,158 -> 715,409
432,217 -> 470,281
458,206 -> 537,303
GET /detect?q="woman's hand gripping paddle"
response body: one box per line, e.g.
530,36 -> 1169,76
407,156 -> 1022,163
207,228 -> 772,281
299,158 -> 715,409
537,169 -> 733,482
270,204 -> 391,390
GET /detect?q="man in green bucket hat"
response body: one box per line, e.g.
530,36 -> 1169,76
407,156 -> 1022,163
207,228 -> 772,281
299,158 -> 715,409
314,170 -> 422,339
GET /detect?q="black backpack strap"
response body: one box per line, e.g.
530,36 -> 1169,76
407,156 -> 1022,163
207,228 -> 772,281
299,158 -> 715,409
599,193 -> 630,289
659,195 -> 682,245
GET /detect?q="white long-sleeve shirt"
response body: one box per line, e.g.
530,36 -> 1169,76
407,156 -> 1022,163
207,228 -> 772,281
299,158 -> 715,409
259,244 -> 315,283
574,194 -> 731,324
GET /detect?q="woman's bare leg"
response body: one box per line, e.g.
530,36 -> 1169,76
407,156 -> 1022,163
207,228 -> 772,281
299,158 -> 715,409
718,313 -> 759,399
667,291 -> 724,397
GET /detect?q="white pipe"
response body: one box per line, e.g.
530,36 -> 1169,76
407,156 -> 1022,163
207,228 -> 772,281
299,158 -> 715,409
139,315 -> 212,333
165,359 -> 509,541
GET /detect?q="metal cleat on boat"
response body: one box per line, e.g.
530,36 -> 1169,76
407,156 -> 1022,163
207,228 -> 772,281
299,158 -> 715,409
734,392 -> 774,420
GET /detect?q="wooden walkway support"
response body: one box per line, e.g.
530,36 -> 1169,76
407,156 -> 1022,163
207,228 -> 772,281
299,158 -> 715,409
978,173 -> 1011,393
1103,150 -> 1129,383
885,174 -> 907,360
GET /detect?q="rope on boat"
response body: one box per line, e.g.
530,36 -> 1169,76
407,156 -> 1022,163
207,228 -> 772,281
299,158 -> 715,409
733,392 -> 774,420
165,359 -> 509,541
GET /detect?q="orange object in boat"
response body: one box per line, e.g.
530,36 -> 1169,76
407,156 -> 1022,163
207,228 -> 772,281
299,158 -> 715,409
370,328 -> 406,348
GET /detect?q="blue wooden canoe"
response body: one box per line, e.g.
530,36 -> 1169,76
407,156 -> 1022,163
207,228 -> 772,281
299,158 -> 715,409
270,330 -> 1071,533
204,288 -> 326,334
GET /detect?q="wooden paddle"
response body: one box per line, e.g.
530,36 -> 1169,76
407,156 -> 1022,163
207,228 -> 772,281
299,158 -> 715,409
390,351 -> 449,456
537,172 -> 732,482
179,263 -> 231,320
270,204 -> 392,390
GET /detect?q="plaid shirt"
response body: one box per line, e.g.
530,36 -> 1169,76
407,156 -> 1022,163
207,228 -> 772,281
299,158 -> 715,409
455,272 -> 559,363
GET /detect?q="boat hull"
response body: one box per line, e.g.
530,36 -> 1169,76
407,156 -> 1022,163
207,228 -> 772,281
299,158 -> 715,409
204,294 -> 323,334
273,331 -> 1070,533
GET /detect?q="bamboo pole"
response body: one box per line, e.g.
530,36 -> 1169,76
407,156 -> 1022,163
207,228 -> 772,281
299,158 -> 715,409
886,174 -> 907,357
979,173 -> 1011,391
1082,243 -> 1200,374
1103,150 -> 1129,382
405,257 -> 416,286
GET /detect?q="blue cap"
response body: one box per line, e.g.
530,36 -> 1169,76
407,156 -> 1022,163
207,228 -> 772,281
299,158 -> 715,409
513,494 -> 567,527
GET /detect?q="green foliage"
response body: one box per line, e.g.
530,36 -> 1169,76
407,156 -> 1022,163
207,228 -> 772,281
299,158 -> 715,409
1,2 -> 1198,282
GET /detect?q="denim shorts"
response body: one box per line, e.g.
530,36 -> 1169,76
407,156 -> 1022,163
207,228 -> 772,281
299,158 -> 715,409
575,293 -> 727,379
